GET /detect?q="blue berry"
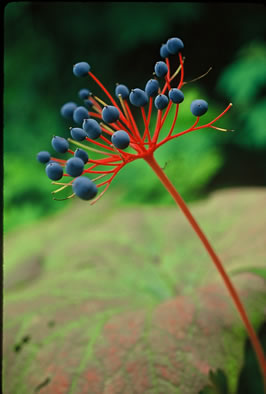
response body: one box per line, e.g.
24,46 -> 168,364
129,88 -> 148,107
74,148 -> 89,164
60,102 -> 77,120
73,62 -> 90,77
66,157 -> 84,177
115,84 -> 130,99
154,61 -> 168,78
145,79 -> 159,97
160,44 -> 170,58
102,106 -> 120,123
154,94 -> 169,110
111,130 -> 130,149
190,99 -> 208,116
166,37 -> 184,54
45,162 -> 63,181
83,118 -> 102,139
169,88 -> 184,104
73,106 -> 89,125
72,176 -> 98,200
78,88 -> 91,100
70,127 -> 87,141
51,136 -> 69,153
83,99 -> 93,108
37,151 -> 51,164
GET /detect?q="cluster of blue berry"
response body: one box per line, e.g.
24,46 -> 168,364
37,37 -> 231,203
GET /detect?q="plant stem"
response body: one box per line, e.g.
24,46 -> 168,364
145,153 -> 266,388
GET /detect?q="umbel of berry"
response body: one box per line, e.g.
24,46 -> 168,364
129,88 -> 148,107
60,102 -> 77,120
111,130 -> 130,149
154,94 -> 169,110
66,157 -> 84,177
78,88 -> 91,100
70,127 -> 87,141
74,148 -> 89,164
72,176 -> 98,200
37,151 -> 51,164
115,84 -> 130,99
73,62 -> 90,77
83,118 -> 102,139
145,79 -> 160,97
73,106 -> 89,125
154,61 -> 168,77
191,99 -> 208,116
51,136 -> 69,153
102,106 -> 120,123
160,43 -> 170,59
45,162 -> 63,181
169,88 -> 184,104
166,37 -> 184,54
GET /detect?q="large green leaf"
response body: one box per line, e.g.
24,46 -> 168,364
4,188 -> 266,393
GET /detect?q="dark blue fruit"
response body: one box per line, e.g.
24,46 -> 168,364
73,106 -> 89,125
115,84 -> 130,99
66,157 -> 84,177
166,37 -> 184,54
60,102 -> 77,120
83,118 -> 102,139
37,151 -> 51,164
190,99 -> 208,116
72,176 -> 98,200
129,88 -> 148,107
102,106 -> 120,123
74,148 -> 89,163
111,130 -> 130,149
78,88 -> 91,100
154,94 -> 169,110
73,62 -> 90,77
83,99 -> 93,108
145,79 -> 160,97
45,162 -> 63,181
169,88 -> 184,104
70,127 -> 87,141
51,136 -> 69,153
154,61 -> 168,78
160,44 -> 170,58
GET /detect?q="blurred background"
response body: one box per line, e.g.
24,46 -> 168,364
4,2 -> 266,234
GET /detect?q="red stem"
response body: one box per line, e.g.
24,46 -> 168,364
167,104 -> 179,138
88,71 -> 129,125
152,110 -> 162,144
147,97 -> 153,126
85,136 -> 115,152
141,107 -> 151,143
145,153 -> 266,387
124,101 -> 144,146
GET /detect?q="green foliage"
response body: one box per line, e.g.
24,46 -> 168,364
4,3 -> 266,234
231,267 -> 266,280
4,188 -> 266,393
217,42 -> 266,149
199,369 -> 229,394
4,154 -> 69,233
237,323 -> 266,394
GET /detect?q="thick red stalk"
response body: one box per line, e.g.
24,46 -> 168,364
145,153 -> 266,387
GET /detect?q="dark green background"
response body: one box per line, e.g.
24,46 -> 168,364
4,2 -> 266,233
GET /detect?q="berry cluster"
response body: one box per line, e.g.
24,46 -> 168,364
37,37 -> 232,203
